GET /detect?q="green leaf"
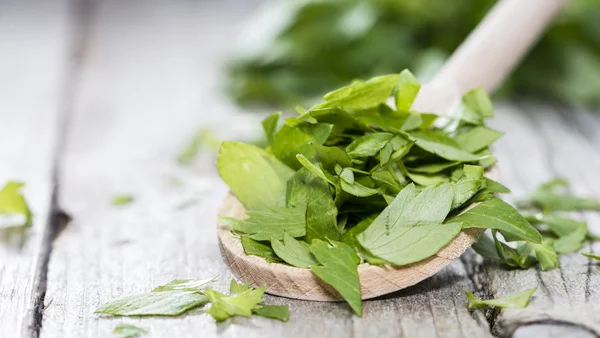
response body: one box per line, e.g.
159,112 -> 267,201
177,128 -> 221,165
466,288 -> 536,309
253,305 -> 290,322
112,324 -> 147,338
406,171 -> 450,186
345,133 -> 395,159
582,253 -> 600,261
112,195 -> 134,206
151,276 -> 218,292
358,183 -> 461,266
0,181 -> 32,229
451,165 -> 484,209
553,225 -> 587,254
454,88 -> 494,124
241,236 -> 282,263
527,241 -> 559,271
204,284 -> 266,322
262,112 -> 281,147
471,232 -> 501,260
314,74 -> 399,110
493,233 -> 536,269
451,197 -> 543,243
220,205 -> 306,241
218,142 -> 294,210
454,126 -> 504,153
469,178 -> 511,203
271,123 -> 332,169
95,291 -> 209,316
271,233 -> 317,268
525,178 -> 600,211
312,142 -> 353,171
394,69 -> 420,111
406,161 -> 460,174
286,169 -> 340,242
340,176 -> 379,197
310,239 -> 362,316
411,131 -> 484,162
340,214 -> 378,250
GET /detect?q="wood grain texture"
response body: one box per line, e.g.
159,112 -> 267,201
0,1 -> 69,336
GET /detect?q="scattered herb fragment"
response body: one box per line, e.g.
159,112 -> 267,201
466,288 -> 536,309
0,181 -> 32,229
583,253 -> 600,261
112,324 -> 147,338
112,195 -> 135,206
177,127 -> 221,165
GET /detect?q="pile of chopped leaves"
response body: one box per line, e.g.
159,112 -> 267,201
217,70 -> 551,315
227,0 -> 600,107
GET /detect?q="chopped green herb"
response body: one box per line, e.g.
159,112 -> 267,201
271,232 -> 317,268
95,291 -> 209,317
151,276 -> 218,292
241,236 -> 282,263
112,324 -> 147,338
466,288 -> 536,309
0,181 -> 32,229
582,253 -> 600,261
522,178 -> 600,211
252,305 -> 290,322
112,195 -> 134,206
204,286 -> 265,322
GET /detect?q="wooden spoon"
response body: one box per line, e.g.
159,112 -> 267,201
217,0 -> 568,301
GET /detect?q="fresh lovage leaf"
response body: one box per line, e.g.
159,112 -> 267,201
0,181 -> 32,229
454,126 -> 504,153
527,241 -> 559,271
241,236 -> 282,263
345,133 -> 395,159
177,128 -> 221,165
151,276 -> 218,292
286,168 -> 340,242
112,195 -> 134,206
451,165 -> 485,209
583,253 -> 600,261
112,324 -> 147,338
271,122 -> 333,169
466,288 -> 536,309
341,214 -> 378,250
95,291 -> 209,316
262,112 -> 281,147
452,88 -> 494,124
310,239 -> 362,316
313,73 -> 400,110
253,305 -> 290,322
469,177 -> 511,203
523,178 -> 600,211
358,183 -> 462,266
271,232 -> 318,268
410,130 -> 486,162
311,142 -> 353,171
338,168 -> 379,197
218,142 -> 294,210
525,213 -> 588,254
471,231 -> 501,261
220,205 -> 307,241
394,69 -> 420,111
406,161 -> 460,174
295,154 -> 334,185
450,197 -> 543,243
553,226 -> 587,254
492,232 -> 536,270
204,284 -> 266,322
405,170 -> 449,187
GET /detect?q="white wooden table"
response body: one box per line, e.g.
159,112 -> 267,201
2,1 -> 600,337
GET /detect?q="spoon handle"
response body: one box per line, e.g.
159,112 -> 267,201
413,0 -> 568,113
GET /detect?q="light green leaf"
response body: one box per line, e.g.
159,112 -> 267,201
525,178 -> 600,211
394,69 -> 420,111
582,253 -> 600,261
204,284 -> 266,322
406,161 -> 460,174
241,236 -> 282,263
152,276 -> 218,292
95,291 -> 208,316
314,74 -> 399,110
220,205 -> 306,241
469,178 -> 511,203
411,131 -> 484,162
406,171 -> 450,186
218,142 -> 294,210
177,128 -> 221,165
296,154 -> 333,185
340,178 -> 379,197
253,305 -> 290,322
454,126 -> 504,153
451,165 -> 484,209
229,279 -> 251,294
454,88 -> 494,124
466,288 -> 536,309
112,195 -> 134,206
358,183 -> 461,266
451,197 -> 543,243
312,142 -> 353,171
112,324 -> 147,338
0,181 -> 32,229
310,240 -> 362,316
528,241 -> 559,271
553,225 -> 587,254
262,112 -> 281,147
346,133 -> 395,158
271,122 -> 332,169
271,232 -> 317,268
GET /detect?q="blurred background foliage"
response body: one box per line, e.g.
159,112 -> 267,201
226,0 -> 600,108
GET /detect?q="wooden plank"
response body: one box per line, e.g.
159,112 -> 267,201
41,1 -> 491,337
483,103 -> 600,336
0,1 -> 69,337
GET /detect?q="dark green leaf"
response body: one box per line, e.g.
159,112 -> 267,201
346,133 -> 394,158
271,123 -> 332,169
451,165 -> 484,209
454,126 -> 504,153
271,233 -> 317,268
241,236 -> 282,263
112,195 -> 134,206
220,205 -> 306,241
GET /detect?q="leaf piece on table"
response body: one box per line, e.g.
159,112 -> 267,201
177,127 -> 221,165
454,126 -> 504,153
524,178 -> 600,211
309,239 -> 362,316
218,141 -> 294,210
583,253 -> 600,261
466,288 -> 536,309
271,122 -> 332,169
95,291 -> 209,316
253,305 -> 290,322
152,276 -> 218,292
451,197 -> 543,243
112,324 -> 147,338
204,284 -> 266,322
271,232 -> 317,268
358,183 -> 461,266
0,181 -> 32,230
112,195 -> 134,206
